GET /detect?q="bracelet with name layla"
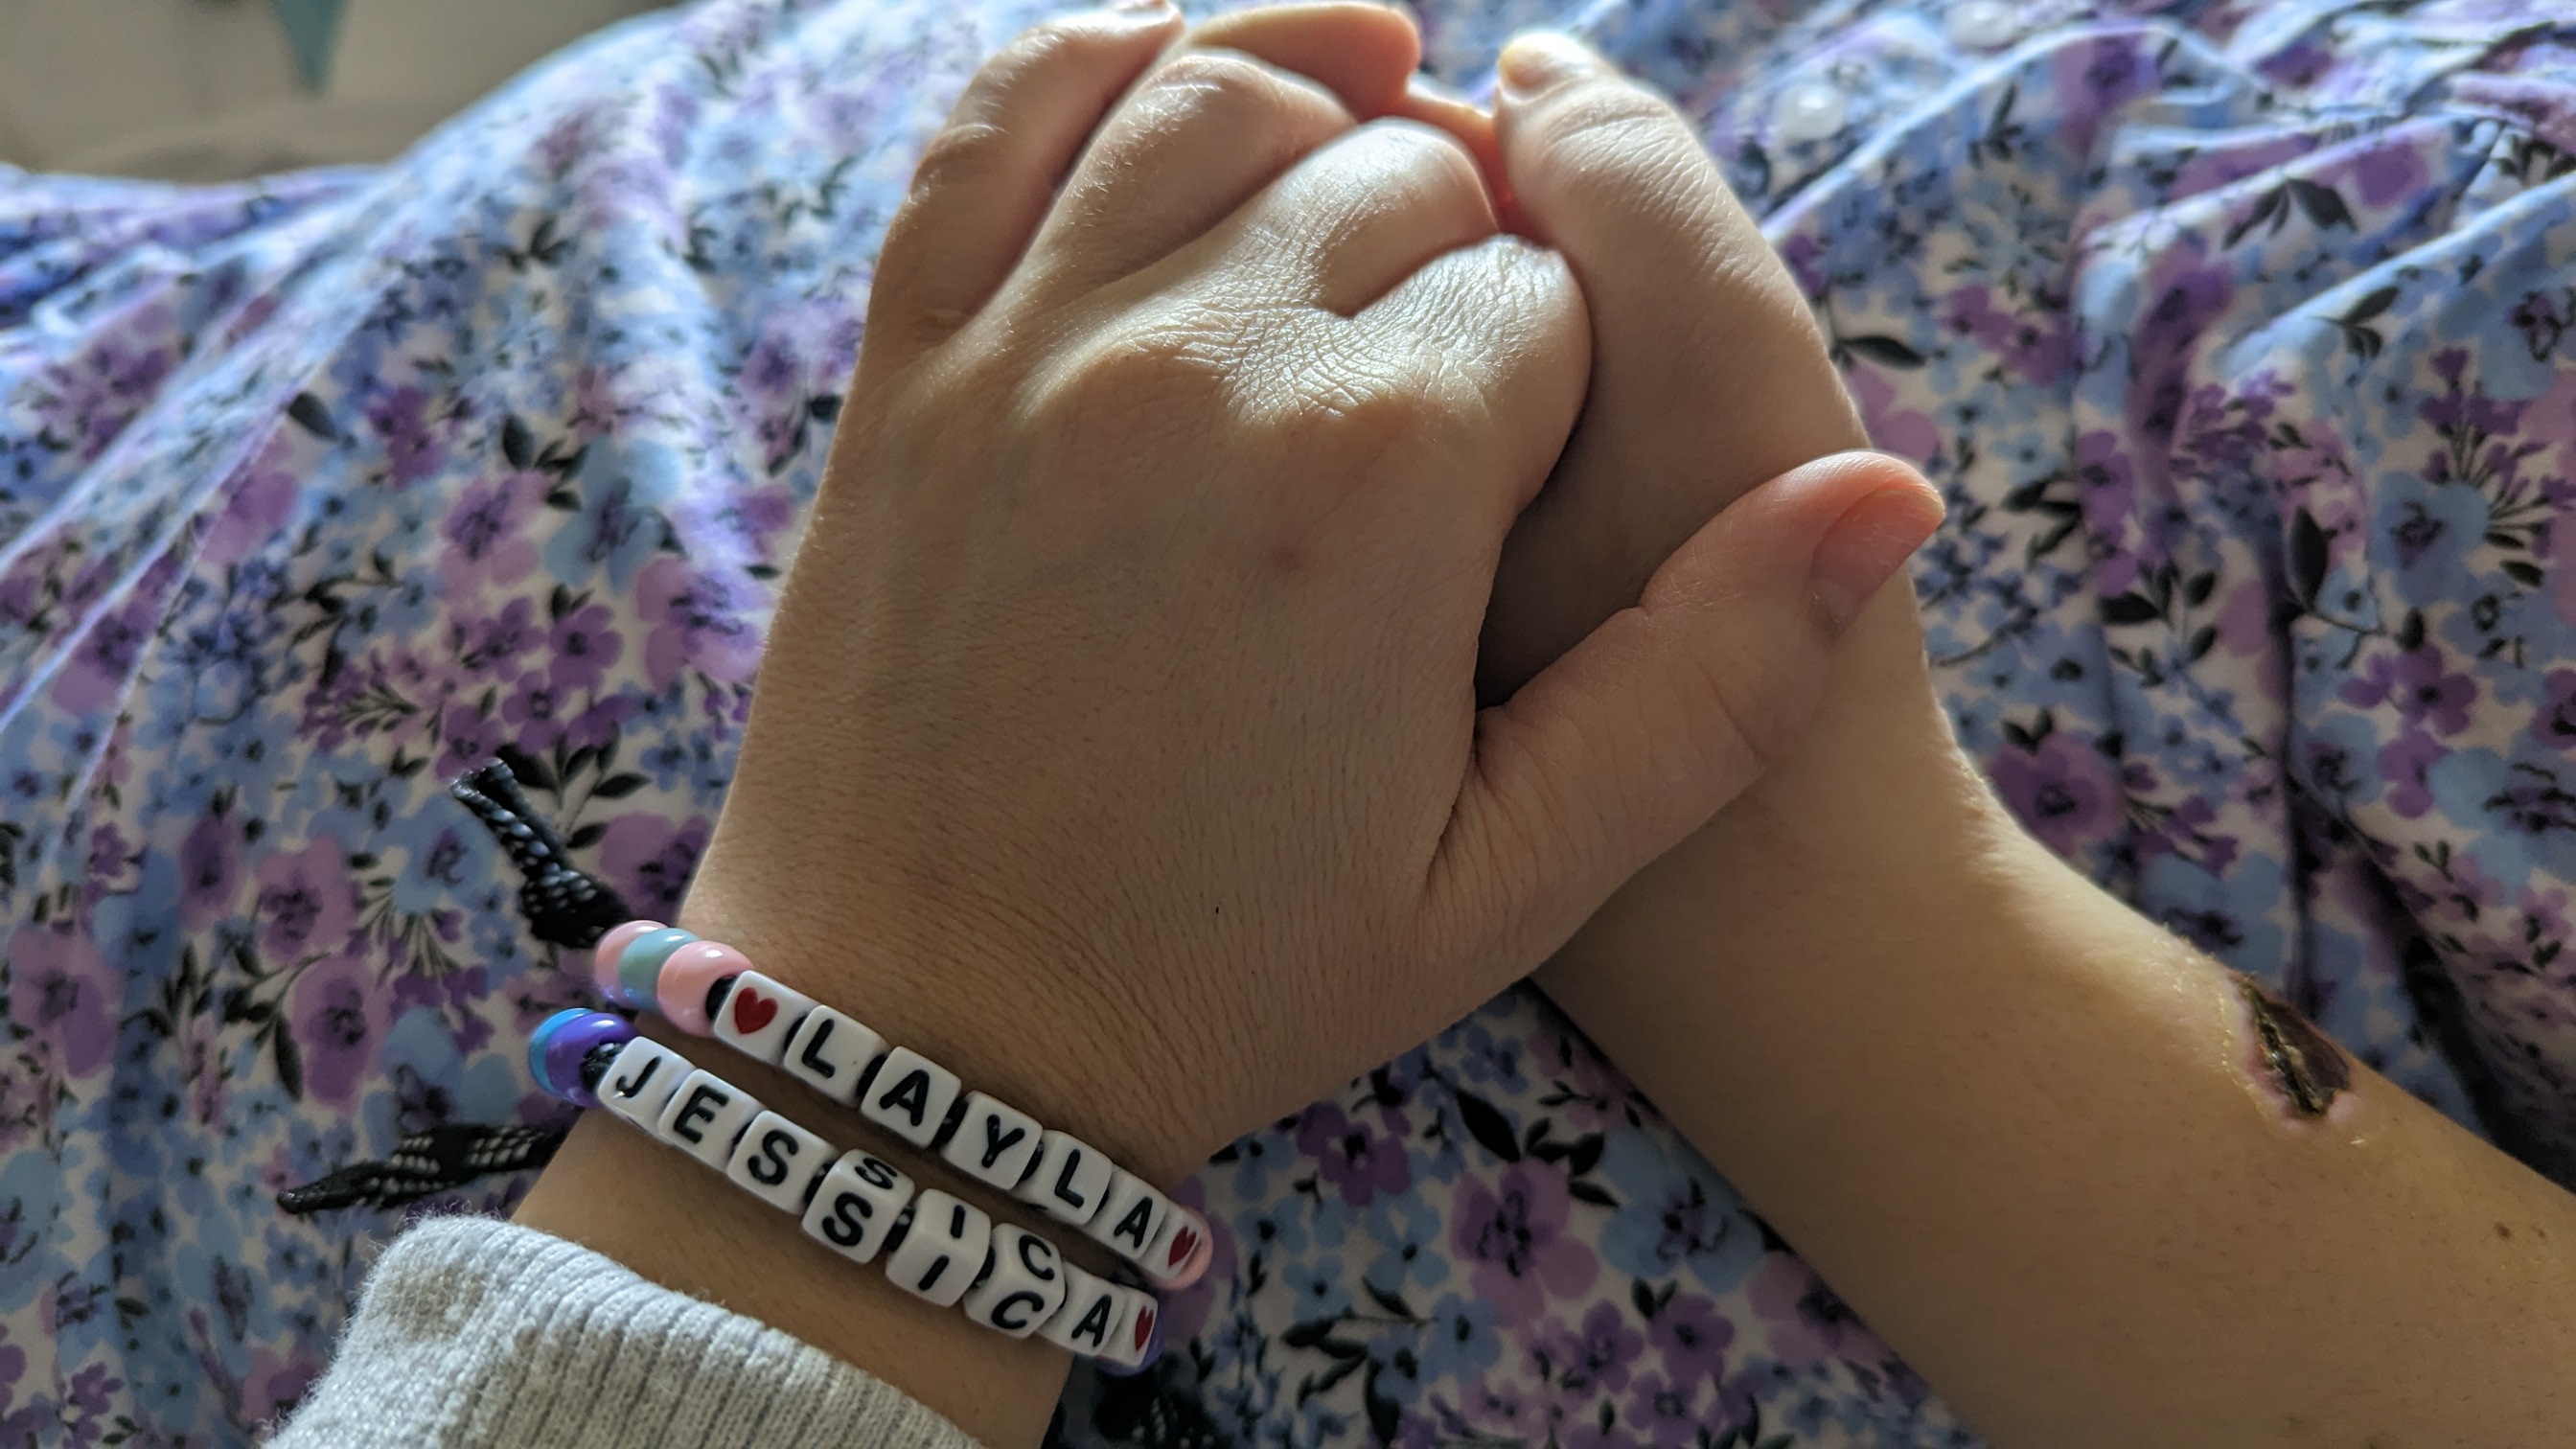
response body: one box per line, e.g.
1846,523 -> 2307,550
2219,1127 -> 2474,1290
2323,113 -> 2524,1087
575,919 -> 1211,1289
532,1010 -> 1164,1369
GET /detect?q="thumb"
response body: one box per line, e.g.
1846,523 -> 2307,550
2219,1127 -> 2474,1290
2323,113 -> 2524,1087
1435,451 -> 1944,951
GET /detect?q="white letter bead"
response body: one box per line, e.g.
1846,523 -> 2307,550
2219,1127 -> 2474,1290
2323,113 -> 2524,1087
1139,1205 -> 1209,1287
938,1092 -> 1044,1190
724,1111 -> 834,1212
779,1004 -> 884,1107
958,1226 -> 1069,1339
1094,1285 -> 1161,1371
1036,1261 -> 1123,1357
799,1150 -> 914,1265
653,1069 -> 764,1168
858,1046 -> 960,1148
598,1038 -> 694,1131
884,1189 -> 991,1308
1013,1129 -> 1115,1226
1084,1168 -> 1172,1262
709,970 -> 815,1067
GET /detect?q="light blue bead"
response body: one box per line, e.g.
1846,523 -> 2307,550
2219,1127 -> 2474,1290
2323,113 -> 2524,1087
616,927 -> 699,1008
528,1008 -> 587,1095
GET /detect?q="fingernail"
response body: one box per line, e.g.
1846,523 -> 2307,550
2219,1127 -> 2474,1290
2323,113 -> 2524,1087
1110,0 -> 1174,15
1498,32 -> 1600,96
1808,484 -> 1944,631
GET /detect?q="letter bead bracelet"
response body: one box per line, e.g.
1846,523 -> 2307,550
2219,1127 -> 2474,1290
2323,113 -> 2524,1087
526,919 -> 1215,1368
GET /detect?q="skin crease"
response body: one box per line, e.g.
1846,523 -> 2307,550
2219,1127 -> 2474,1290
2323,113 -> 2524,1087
521,10 -> 2576,1449
519,7 -> 1942,1445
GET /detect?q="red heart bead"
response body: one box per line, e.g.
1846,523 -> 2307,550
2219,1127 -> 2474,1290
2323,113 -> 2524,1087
731,987 -> 776,1034
1132,1301 -> 1156,1351
1164,1224 -> 1199,1269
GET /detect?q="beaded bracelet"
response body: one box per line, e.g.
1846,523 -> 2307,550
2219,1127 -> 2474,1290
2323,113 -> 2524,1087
531,1010 -> 1164,1370
580,919 -> 1212,1292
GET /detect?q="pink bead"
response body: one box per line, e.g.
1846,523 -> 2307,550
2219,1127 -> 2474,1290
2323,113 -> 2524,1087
658,939 -> 752,1036
590,920 -> 665,1001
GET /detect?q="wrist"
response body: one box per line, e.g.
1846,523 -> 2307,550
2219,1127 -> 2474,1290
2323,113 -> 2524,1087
675,824 -> 1213,1189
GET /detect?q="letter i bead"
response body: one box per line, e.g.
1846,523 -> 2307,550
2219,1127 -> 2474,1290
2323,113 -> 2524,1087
884,1189 -> 991,1309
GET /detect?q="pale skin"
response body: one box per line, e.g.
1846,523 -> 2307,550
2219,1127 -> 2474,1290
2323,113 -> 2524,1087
518,6 -> 2576,1447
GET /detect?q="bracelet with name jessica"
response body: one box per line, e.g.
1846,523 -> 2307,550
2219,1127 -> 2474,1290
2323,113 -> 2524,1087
526,918 -> 1214,1370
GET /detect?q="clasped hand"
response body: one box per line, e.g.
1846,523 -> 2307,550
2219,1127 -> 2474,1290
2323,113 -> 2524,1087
680,0 -> 1945,1187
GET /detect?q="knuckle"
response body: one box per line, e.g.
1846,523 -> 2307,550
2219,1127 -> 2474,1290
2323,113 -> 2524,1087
1137,49 -> 1294,123
1033,308 -> 1245,438
906,118 -> 1010,197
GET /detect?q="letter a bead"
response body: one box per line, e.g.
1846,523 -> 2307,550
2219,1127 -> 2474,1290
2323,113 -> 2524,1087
958,1226 -> 1068,1339
859,1046 -> 960,1148
1036,1261 -> 1122,1357
885,1189 -> 991,1309
710,969 -> 814,1066
599,1039 -> 695,1131
1093,1285 -> 1162,1373
939,1092 -> 1043,1191
1083,1168 -> 1172,1262
1014,1129 -> 1114,1226
654,1069 -> 763,1168
724,1110 -> 834,1212
799,1150 -> 914,1265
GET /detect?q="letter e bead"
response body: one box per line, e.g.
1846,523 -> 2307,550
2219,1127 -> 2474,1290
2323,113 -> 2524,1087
653,1069 -> 763,1168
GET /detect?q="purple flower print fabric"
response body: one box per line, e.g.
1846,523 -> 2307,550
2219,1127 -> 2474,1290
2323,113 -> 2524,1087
3,0 -> 2572,1442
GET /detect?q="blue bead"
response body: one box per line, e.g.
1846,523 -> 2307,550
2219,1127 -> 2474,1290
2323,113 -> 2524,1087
615,928 -> 698,1009
529,1008 -> 589,1098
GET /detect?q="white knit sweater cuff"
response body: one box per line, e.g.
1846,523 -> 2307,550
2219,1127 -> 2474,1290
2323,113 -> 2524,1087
274,1214 -> 983,1448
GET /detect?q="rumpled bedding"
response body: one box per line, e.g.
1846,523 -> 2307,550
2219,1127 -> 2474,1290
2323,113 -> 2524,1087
1,0 -> 2571,1442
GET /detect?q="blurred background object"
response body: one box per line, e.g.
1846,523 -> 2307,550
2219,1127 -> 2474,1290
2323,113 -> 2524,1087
0,0 -> 662,180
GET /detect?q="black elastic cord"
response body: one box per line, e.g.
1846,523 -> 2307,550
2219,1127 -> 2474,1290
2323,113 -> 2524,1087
277,756 -> 632,1214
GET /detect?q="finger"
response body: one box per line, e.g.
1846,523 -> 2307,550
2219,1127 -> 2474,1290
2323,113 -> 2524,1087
1210,120 -> 1499,315
865,4 -> 1184,362
1388,73 -> 1506,205
1348,232 -> 1586,515
1434,453 -> 1944,955
1484,33 -> 1864,670
1186,1 -> 1423,118
1024,47 -> 1359,295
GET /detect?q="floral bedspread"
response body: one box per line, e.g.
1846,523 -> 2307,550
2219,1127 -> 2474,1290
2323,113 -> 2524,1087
2,0 -> 2571,1442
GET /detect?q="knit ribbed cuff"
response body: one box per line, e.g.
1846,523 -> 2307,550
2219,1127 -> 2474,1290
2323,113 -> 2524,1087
273,1215 -> 982,1448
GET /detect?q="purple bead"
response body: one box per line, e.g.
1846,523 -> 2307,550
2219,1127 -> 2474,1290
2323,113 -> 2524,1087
539,1010 -> 638,1110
